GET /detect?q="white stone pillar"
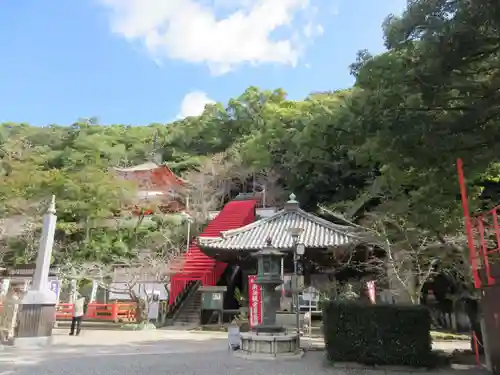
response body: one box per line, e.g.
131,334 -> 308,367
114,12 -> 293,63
16,196 -> 58,348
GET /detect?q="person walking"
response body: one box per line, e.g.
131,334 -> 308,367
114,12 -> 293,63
0,287 -> 20,344
69,294 -> 86,336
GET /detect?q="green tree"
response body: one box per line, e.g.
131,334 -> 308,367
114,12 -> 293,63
344,0 -> 500,234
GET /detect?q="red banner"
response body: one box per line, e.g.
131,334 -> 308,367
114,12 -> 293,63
248,275 -> 262,327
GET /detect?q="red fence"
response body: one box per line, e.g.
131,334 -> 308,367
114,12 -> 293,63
56,302 -> 136,322
0,302 -> 137,322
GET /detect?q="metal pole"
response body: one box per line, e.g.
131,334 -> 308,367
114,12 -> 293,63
281,257 -> 284,299
185,195 -> 191,252
294,248 -> 300,335
308,296 -> 312,341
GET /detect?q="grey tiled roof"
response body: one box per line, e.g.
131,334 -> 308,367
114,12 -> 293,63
198,201 -> 359,250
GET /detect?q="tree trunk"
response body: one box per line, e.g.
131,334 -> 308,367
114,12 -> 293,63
409,293 -> 420,304
129,288 -> 149,325
134,297 -> 149,324
451,299 -> 458,331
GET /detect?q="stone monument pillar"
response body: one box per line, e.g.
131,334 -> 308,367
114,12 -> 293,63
15,196 -> 58,347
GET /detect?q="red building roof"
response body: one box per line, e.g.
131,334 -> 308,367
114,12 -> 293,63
112,162 -> 185,214
113,162 -> 185,191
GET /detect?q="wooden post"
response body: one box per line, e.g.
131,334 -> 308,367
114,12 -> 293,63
111,302 -> 118,322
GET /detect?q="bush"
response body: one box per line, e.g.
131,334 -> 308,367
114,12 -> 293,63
323,301 -> 433,367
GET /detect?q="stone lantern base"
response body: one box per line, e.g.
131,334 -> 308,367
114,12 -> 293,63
234,331 -> 303,360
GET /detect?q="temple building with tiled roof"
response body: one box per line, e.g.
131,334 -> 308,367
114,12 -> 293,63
198,193 -> 371,274
112,162 -> 186,214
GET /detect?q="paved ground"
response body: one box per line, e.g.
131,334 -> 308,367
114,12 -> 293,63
0,329 -> 481,375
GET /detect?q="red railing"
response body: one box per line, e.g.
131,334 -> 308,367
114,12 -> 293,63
169,198 -> 258,305
471,207 -> 500,287
458,158 -> 500,288
473,331 -> 482,367
0,302 -> 137,322
56,302 -> 136,322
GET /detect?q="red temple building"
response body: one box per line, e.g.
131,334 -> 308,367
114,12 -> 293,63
112,162 -> 186,215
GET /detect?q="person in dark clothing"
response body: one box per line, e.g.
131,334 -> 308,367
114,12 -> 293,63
69,295 -> 87,336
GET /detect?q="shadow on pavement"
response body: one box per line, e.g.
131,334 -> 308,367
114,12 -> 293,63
0,330 -> 487,375
0,336 -> 227,373
0,334 -> 337,375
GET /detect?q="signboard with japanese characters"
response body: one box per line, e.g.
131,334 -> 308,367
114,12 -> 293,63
247,275 -> 262,328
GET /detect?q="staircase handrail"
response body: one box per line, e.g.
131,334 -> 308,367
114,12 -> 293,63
167,279 -> 201,321
166,280 -> 194,318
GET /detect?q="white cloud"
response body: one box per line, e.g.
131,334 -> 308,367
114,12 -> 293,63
98,0 -> 323,75
178,91 -> 215,118
330,0 -> 340,15
303,22 -> 324,38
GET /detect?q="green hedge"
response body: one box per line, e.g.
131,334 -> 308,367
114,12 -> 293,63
323,301 -> 433,367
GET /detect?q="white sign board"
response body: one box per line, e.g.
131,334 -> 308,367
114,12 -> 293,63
302,286 -> 319,302
228,325 -> 240,351
148,291 -> 160,320
48,279 -> 60,301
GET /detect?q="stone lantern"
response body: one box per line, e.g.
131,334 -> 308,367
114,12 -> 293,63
237,237 -> 302,359
252,237 -> 284,333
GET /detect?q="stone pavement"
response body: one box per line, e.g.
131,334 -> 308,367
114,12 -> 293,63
0,329 -> 483,375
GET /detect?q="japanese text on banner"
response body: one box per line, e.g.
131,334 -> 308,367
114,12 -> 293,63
247,275 -> 262,327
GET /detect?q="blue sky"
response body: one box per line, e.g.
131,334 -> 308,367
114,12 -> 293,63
0,0 -> 407,126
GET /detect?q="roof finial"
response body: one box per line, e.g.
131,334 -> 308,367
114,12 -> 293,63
285,192 -> 299,211
47,195 -> 56,215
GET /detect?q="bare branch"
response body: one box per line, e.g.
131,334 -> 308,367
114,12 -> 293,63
181,152 -> 253,221
337,210 -> 469,304
254,168 -> 286,207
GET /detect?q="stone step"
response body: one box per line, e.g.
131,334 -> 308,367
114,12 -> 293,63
176,318 -> 200,323
180,307 -> 201,313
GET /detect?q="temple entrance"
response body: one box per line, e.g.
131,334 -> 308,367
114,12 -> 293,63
198,193 -> 376,333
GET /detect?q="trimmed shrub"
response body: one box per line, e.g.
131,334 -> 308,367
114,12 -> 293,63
323,301 -> 433,367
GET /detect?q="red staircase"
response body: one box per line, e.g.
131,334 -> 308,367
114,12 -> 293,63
169,197 -> 258,305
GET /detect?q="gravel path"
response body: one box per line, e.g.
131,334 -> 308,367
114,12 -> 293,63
0,330 -> 481,375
